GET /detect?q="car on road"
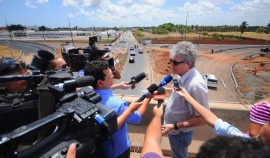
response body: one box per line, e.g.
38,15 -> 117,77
130,46 -> 134,50
104,43 -> 112,46
160,45 -> 168,48
203,74 -> 218,88
129,56 -> 135,63
261,47 -> 270,52
138,48 -> 143,54
104,47 -> 111,51
130,50 -> 136,56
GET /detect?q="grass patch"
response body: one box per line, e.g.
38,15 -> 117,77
0,45 -> 21,58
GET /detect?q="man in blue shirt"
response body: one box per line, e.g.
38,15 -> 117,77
84,60 -> 152,158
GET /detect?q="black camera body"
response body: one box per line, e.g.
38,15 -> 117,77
0,77 -> 117,158
61,36 -> 114,71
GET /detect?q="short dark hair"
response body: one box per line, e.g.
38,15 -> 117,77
84,60 -> 109,89
0,58 -> 26,75
196,136 -> 270,158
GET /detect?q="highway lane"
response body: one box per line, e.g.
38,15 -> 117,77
0,40 -> 55,57
113,31 -> 151,96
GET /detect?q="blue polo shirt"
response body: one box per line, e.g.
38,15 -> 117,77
94,89 -> 142,158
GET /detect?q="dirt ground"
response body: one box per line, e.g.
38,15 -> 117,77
145,47 -> 270,103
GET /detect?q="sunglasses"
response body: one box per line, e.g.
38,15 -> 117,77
169,59 -> 185,66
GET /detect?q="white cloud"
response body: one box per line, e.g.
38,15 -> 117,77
25,0 -> 37,8
24,0 -> 49,8
80,0 -> 102,7
140,0 -> 165,6
117,0 -> 133,5
63,0 -> 79,9
60,0 -> 270,26
36,0 -> 49,4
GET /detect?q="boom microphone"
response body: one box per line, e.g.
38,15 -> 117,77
128,72 -> 146,89
159,74 -> 173,87
137,84 -> 158,102
153,87 -> 165,108
55,76 -> 95,92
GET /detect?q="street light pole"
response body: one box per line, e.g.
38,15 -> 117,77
185,11 -> 188,39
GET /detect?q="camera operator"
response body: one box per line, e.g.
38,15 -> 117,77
47,57 -> 70,71
84,60 -> 152,158
0,57 -> 28,92
77,53 -> 121,80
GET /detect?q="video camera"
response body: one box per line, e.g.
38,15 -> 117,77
0,76 -> 117,158
61,36 -> 114,71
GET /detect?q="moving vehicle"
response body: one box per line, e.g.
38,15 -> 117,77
160,45 -> 168,48
261,47 -> 270,52
138,48 -> 143,54
203,74 -> 218,88
130,50 -> 136,56
129,56 -> 135,63
104,43 -> 112,46
130,46 -> 134,50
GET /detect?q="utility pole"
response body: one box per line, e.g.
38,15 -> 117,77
68,18 -> 74,46
185,11 -> 188,39
5,17 -> 12,40
5,17 -> 14,58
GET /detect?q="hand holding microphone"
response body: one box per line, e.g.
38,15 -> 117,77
137,84 -> 158,102
128,72 -> 146,89
153,87 -> 165,108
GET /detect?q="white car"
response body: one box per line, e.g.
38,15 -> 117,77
203,74 -> 218,88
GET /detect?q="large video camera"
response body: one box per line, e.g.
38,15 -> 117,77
0,76 -> 117,158
61,36 -> 114,71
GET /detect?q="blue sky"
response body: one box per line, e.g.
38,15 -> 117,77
0,0 -> 269,28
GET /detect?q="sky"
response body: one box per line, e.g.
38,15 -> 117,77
0,0 -> 269,28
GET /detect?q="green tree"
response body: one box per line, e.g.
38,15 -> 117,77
135,30 -> 144,37
239,21 -> 248,36
7,24 -> 24,32
39,25 -> 47,31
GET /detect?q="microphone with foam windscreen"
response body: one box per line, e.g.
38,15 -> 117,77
128,72 -> 146,89
54,76 -> 95,92
154,87 -> 165,108
159,74 -> 173,87
137,84 -> 158,102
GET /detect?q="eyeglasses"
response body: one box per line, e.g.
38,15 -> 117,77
169,59 -> 185,66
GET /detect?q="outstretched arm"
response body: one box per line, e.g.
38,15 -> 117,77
175,87 -> 218,127
141,104 -> 164,157
110,81 -> 131,90
117,101 -> 143,129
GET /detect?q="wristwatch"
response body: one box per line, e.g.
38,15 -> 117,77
174,122 -> 179,130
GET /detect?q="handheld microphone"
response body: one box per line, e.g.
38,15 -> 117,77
55,76 -> 95,92
137,84 -> 158,102
153,87 -> 165,108
159,75 -> 173,87
173,79 -> 180,91
128,72 -> 146,89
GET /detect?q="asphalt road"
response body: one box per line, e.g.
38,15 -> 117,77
0,36 -> 264,103
0,40 -> 55,55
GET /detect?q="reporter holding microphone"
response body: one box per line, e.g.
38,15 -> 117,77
83,60 -> 153,158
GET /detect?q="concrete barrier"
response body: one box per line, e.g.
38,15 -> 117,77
116,95 -> 251,157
